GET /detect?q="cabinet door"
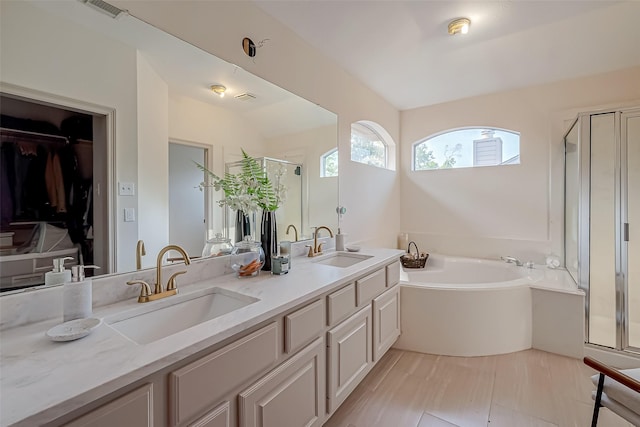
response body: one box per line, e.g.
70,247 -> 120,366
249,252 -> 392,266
188,402 -> 230,427
373,286 -> 400,361
239,337 -> 325,427
65,384 -> 153,427
326,306 -> 372,413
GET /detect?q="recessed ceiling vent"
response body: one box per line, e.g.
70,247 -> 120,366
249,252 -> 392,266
234,93 -> 257,101
80,0 -> 126,19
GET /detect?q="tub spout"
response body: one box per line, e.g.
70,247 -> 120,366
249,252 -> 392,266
501,256 -> 523,266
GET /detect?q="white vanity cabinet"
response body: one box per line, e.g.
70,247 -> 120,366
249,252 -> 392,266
52,258 -> 401,427
325,260 -> 401,415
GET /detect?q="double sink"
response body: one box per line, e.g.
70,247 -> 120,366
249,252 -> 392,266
106,252 -> 372,345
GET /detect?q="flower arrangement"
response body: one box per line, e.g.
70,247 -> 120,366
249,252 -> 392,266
195,149 -> 285,213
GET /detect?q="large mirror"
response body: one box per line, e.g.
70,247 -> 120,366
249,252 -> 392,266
0,0 -> 338,291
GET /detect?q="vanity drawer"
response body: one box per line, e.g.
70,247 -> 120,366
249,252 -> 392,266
356,269 -> 386,306
327,283 -> 356,326
386,261 -> 400,287
66,383 -> 153,427
284,299 -> 325,354
169,322 -> 279,426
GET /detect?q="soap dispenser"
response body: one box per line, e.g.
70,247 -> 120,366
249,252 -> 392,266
335,228 -> 346,251
44,257 -> 74,287
63,265 -> 99,322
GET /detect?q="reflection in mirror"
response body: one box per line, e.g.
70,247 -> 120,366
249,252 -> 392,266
0,0 -> 337,292
564,119 -> 579,283
224,157 -> 303,245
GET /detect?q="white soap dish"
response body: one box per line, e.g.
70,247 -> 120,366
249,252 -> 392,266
346,245 -> 361,252
46,318 -> 102,342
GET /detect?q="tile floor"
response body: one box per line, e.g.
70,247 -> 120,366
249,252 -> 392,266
324,348 -> 634,427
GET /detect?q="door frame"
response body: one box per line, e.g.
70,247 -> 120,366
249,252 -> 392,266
0,82 -> 116,273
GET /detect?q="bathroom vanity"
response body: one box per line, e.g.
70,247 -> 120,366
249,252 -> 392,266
0,248 -> 402,427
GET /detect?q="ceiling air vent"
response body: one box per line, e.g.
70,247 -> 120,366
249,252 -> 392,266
234,93 -> 257,101
80,0 -> 126,19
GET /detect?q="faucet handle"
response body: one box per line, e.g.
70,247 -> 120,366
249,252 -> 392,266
317,242 -> 325,254
306,245 -> 314,257
127,280 -> 152,303
166,271 -> 186,291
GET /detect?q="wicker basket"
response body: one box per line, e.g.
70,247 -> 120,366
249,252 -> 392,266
400,241 -> 429,269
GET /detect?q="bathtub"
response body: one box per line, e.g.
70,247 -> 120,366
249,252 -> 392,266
394,254 -> 584,357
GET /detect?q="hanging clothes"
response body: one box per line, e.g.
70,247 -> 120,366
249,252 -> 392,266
45,151 -> 66,213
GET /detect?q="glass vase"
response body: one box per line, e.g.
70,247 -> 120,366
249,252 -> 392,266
234,210 -> 254,244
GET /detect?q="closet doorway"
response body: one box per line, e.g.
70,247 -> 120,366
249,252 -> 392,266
0,90 -> 112,291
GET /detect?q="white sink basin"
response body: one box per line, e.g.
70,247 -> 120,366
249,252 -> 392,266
106,288 -> 258,344
312,252 -> 373,268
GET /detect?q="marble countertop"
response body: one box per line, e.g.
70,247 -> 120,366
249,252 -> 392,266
0,247 -> 402,427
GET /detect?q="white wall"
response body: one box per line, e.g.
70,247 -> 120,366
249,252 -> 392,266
400,67 -> 640,263
113,0 -> 402,248
0,0 -> 139,272
136,53 -> 169,270
168,93 -> 267,237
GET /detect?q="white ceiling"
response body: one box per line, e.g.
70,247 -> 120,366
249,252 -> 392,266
253,1 -> 640,110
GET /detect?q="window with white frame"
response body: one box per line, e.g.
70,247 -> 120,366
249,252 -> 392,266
350,122 -> 389,169
321,148 -> 338,177
413,127 -> 520,171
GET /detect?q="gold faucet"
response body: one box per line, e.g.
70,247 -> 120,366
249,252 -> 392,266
286,224 -> 298,242
135,240 -> 146,270
307,226 -> 333,257
127,244 -> 191,303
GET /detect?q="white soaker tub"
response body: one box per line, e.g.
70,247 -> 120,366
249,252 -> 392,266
394,254 -> 582,357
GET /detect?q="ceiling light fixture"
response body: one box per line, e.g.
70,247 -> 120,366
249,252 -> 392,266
210,85 -> 226,98
448,18 -> 471,35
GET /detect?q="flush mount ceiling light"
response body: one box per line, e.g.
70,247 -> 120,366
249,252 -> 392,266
448,18 -> 471,35
210,85 -> 226,98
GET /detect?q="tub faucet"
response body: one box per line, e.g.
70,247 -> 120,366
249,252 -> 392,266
501,256 -> 523,266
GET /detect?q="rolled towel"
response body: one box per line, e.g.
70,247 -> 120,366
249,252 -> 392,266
546,255 -> 560,269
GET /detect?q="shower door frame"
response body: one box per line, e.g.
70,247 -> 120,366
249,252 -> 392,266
571,107 -> 640,355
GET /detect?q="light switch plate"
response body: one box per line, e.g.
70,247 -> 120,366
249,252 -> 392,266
118,182 -> 135,196
124,208 -> 136,222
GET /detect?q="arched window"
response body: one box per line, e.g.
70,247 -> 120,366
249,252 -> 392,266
413,127 -> 520,171
350,121 -> 395,170
321,148 -> 338,177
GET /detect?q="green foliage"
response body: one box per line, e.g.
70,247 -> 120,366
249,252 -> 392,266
323,150 -> 338,177
414,143 -> 462,170
351,134 -> 385,167
195,149 -> 280,212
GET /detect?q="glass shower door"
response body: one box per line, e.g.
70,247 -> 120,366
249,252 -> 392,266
588,113 -> 618,348
624,111 -> 640,350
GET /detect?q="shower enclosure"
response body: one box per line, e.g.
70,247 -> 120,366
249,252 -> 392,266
565,107 -> 639,354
